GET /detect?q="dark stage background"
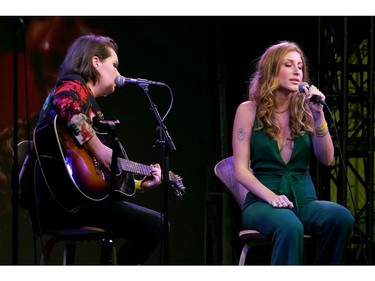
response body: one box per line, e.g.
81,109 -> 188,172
0,16 -> 367,265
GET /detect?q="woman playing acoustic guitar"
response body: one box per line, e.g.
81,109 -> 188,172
32,34 -> 166,265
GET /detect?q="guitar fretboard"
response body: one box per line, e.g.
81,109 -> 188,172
119,158 -> 152,176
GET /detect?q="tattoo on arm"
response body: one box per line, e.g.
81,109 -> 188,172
237,128 -> 245,141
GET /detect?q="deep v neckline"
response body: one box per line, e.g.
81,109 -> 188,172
274,137 -> 297,165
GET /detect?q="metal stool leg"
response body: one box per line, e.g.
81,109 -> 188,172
239,243 -> 250,265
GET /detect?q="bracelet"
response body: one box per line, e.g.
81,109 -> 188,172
315,121 -> 328,133
316,130 -> 329,138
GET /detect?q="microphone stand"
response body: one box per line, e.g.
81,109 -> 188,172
12,16 -> 25,265
96,119 -> 121,265
11,16 -> 21,266
138,83 -> 176,265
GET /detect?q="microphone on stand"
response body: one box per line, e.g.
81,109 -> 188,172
115,75 -> 166,87
298,82 -> 326,106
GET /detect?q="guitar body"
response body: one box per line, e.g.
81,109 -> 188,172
33,115 -> 135,212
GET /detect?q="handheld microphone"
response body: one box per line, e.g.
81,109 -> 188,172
114,75 -> 166,87
298,82 -> 326,106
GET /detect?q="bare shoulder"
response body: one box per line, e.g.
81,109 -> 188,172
236,101 -> 257,118
233,101 -> 257,134
237,100 -> 256,112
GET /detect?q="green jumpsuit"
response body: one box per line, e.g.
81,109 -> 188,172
242,122 -> 354,264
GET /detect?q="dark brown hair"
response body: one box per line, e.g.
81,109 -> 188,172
58,33 -> 118,84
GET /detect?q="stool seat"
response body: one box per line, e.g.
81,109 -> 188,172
41,226 -> 116,265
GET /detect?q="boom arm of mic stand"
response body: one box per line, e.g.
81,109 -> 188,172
137,83 -> 176,152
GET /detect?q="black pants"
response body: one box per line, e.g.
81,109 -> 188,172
85,198 -> 166,265
37,185 -> 166,265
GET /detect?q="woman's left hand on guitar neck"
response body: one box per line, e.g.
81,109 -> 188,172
138,163 -> 162,191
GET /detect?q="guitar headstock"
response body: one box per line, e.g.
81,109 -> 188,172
168,171 -> 186,198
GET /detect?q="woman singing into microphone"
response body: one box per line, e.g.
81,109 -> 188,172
232,40 -> 354,264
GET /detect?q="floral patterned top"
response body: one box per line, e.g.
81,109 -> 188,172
37,74 -> 98,145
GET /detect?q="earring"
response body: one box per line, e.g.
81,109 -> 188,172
272,78 -> 279,87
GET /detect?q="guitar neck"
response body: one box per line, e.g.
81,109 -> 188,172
118,158 -> 152,177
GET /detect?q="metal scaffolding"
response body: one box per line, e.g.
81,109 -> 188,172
317,16 -> 374,264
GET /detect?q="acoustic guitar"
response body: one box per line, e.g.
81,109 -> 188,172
33,115 -> 185,212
